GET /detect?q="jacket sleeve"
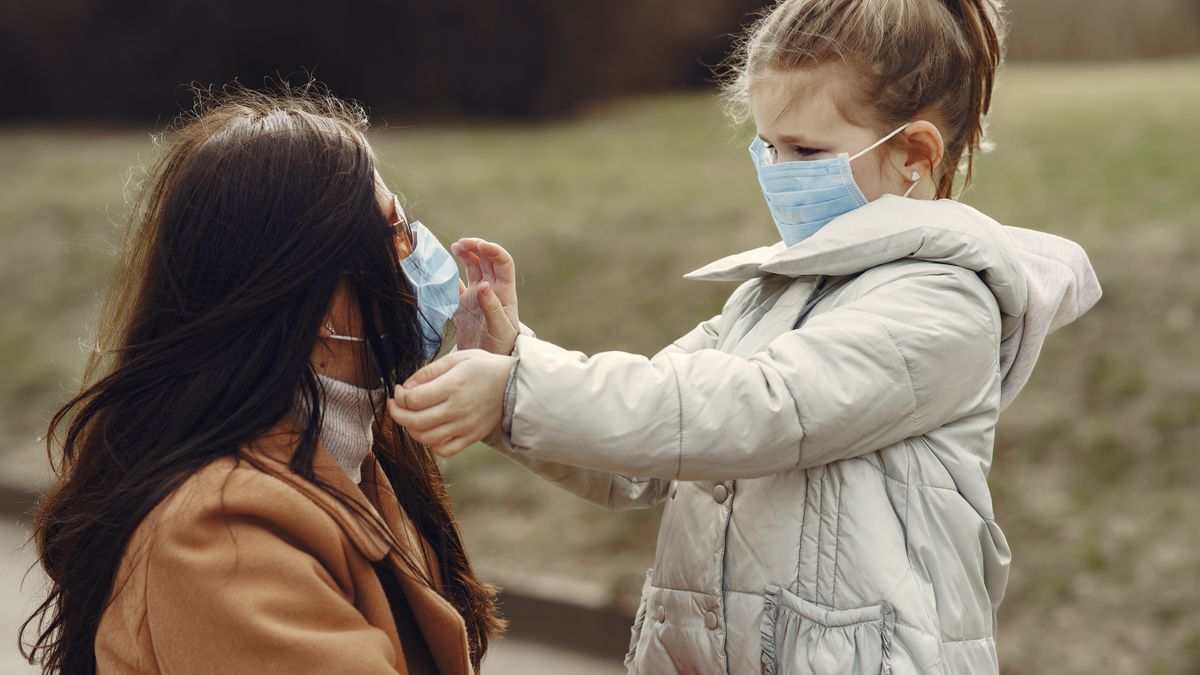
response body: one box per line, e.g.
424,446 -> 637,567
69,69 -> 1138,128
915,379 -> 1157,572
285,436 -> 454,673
142,473 -> 403,674
487,315 -> 722,510
506,265 -> 1000,481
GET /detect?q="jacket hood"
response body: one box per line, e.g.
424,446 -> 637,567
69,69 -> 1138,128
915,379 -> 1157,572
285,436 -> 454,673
685,196 -> 1102,409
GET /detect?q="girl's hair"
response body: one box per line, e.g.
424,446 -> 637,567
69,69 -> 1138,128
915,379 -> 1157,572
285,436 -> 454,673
724,0 -> 1007,198
20,82 -> 504,673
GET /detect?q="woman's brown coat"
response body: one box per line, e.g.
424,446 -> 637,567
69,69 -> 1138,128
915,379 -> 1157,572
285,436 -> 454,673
94,420 -> 473,674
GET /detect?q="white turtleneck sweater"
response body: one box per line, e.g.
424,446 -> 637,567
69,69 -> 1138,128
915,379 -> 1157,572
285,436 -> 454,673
294,373 -> 385,483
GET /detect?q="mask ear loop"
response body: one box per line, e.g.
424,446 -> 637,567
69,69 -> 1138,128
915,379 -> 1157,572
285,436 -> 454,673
850,124 -> 922,198
323,322 -> 367,342
322,322 -> 395,394
849,123 -> 911,162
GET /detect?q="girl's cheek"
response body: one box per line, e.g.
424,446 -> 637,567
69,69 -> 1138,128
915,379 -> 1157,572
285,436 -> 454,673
851,165 -> 881,201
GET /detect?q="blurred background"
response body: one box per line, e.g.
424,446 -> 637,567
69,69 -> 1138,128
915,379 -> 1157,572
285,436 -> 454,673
1,1 -> 1198,673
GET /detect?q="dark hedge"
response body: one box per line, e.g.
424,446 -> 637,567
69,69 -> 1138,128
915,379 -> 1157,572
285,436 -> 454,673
0,0 -> 767,121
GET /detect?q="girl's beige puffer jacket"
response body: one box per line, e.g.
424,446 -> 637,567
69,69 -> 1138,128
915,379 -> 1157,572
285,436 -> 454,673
492,196 -> 1101,674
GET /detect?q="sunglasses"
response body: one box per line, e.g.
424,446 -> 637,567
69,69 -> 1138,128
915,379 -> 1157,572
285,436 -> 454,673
388,194 -> 416,251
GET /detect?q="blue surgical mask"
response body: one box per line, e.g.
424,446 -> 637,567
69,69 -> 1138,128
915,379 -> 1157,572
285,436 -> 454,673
327,219 -> 460,362
400,221 -> 461,359
750,124 -> 919,246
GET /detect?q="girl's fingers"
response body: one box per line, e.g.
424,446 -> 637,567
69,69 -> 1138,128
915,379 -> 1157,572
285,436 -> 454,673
401,351 -> 470,390
454,238 -> 488,261
390,354 -> 468,415
479,252 -> 497,284
456,239 -> 515,286
451,240 -> 482,284
387,399 -> 431,430
411,420 -> 463,448
393,380 -> 450,413
459,250 -> 483,286
432,435 -> 475,458
389,394 -> 465,433
478,284 -> 514,341
478,283 -> 501,312
483,242 -> 517,286
392,400 -> 461,432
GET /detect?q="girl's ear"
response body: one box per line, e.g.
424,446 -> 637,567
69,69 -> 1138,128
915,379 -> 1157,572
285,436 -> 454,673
901,121 -> 945,181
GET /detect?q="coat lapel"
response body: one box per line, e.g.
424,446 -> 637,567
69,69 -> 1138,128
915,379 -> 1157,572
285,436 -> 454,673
246,421 -> 393,558
360,457 -> 472,675
247,420 -> 472,675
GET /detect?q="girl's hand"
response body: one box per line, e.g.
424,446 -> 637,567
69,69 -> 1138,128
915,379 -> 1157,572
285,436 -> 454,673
387,349 -> 515,458
452,238 -> 519,354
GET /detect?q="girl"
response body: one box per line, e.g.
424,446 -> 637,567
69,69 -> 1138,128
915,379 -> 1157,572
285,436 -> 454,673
22,87 -> 503,674
393,0 -> 1100,673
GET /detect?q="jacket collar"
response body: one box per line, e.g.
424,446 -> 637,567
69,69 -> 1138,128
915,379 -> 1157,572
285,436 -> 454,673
683,196 -> 1104,411
684,195 -> 1030,339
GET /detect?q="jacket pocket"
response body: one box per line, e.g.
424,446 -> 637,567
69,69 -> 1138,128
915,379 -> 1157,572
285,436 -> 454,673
761,585 -> 895,675
624,569 -> 653,669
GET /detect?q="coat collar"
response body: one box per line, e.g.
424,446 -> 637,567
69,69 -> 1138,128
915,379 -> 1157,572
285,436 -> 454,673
361,460 -> 472,675
247,418 -> 394,559
245,418 -> 472,675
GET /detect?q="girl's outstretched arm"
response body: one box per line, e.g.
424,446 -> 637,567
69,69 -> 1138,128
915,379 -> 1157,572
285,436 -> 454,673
481,316 -> 721,511
434,236 -> 722,510
394,263 -> 999,481
390,315 -> 722,511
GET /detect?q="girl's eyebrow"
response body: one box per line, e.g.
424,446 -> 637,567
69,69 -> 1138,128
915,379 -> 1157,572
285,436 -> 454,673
761,132 -> 823,146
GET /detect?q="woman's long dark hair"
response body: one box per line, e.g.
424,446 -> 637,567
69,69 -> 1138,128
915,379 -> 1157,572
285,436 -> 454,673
20,83 -> 504,673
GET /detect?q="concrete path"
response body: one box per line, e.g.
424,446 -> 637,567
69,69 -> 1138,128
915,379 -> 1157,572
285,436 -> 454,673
0,518 -> 624,675
2,519 -> 43,675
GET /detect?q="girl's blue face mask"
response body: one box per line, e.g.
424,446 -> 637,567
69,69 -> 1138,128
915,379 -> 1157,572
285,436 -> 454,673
750,123 -> 918,247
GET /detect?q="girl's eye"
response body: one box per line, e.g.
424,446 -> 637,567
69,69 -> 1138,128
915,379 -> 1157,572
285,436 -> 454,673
761,142 -> 824,163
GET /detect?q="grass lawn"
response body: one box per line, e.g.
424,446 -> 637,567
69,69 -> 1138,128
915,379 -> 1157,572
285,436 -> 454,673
2,59 -> 1198,673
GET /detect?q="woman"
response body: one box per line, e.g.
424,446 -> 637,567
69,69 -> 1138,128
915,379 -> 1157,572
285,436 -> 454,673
21,85 -> 503,674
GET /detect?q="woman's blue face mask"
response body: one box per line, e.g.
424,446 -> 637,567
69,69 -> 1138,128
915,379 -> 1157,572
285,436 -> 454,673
750,123 -> 919,246
326,193 -> 461,365
397,220 -> 461,360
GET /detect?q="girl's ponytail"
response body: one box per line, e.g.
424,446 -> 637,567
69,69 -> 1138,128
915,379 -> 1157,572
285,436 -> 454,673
939,0 -> 1007,194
